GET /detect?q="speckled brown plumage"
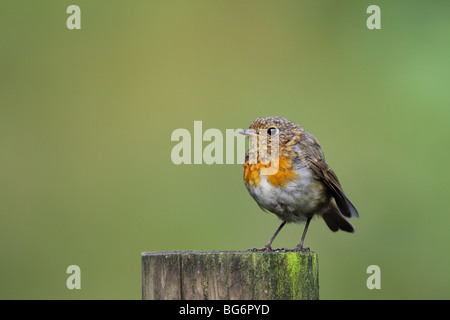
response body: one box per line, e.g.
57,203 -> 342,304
240,116 -> 359,252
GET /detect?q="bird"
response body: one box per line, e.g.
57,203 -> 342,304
240,116 -> 359,252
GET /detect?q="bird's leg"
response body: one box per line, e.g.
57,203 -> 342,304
281,217 -> 312,252
248,221 -> 286,252
294,217 -> 311,252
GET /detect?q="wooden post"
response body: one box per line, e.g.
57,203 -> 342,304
142,251 -> 319,300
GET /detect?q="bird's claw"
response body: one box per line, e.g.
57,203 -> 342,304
247,245 -> 275,252
278,246 -> 310,253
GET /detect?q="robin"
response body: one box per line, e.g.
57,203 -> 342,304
240,116 -> 359,252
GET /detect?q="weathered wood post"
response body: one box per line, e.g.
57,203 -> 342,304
142,251 -> 319,300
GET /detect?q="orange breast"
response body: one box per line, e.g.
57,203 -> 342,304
244,156 -> 297,188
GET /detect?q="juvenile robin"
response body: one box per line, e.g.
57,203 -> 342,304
240,116 -> 359,252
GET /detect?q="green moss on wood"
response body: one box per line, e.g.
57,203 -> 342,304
142,251 -> 319,300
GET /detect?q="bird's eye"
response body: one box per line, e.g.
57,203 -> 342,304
267,127 -> 278,136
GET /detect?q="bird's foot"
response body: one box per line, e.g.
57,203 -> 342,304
247,244 -> 275,252
278,246 -> 310,253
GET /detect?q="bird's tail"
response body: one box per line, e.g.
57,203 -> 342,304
322,202 -> 355,233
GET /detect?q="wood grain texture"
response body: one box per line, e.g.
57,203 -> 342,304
142,251 -> 319,300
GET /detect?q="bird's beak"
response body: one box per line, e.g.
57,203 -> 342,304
239,130 -> 257,137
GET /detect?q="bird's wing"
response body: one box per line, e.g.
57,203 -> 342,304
298,133 -> 359,219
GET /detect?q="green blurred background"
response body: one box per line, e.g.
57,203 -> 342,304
1,1 -> 449,299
